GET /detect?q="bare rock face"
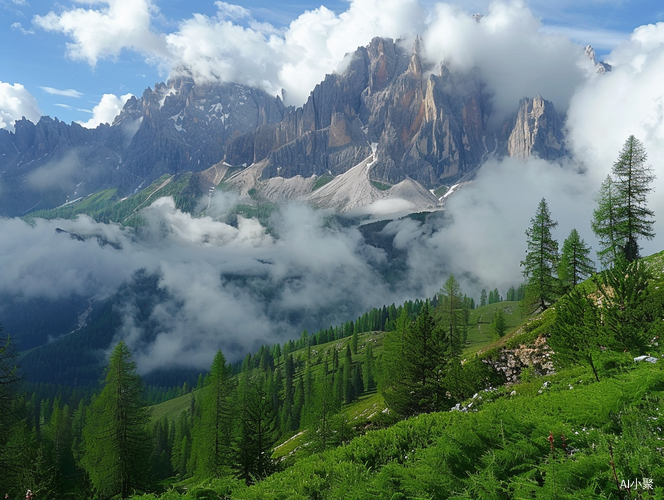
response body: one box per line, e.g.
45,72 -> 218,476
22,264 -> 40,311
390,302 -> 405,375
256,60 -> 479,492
0,37 -> 568,216
227,36 -> 492,190
585,45 -> 612,74
505,95 -> 566,161
0,78 -> 285,216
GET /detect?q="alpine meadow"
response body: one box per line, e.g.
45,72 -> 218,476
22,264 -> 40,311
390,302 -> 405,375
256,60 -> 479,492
2,1 -> 664,499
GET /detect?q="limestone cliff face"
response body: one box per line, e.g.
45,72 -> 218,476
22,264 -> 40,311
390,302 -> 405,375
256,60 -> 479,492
0,37 -> 569,216
227,37 -> 492,189
505,95 -> 566,161
0,78 -> 284,216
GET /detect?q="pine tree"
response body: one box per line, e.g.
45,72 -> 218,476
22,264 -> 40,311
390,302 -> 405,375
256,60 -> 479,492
611,135 -> 656,261
480,289 -> 487,307
558,229 -> 595,294
521,198 -> 559,311
191,350 -> 235,479
81,341 -> 152,499
593,259 -> 655,352
343,346 -> 354,404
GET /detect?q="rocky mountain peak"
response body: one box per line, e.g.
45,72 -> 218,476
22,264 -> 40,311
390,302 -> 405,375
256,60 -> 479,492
506,95 -> 565,161
584,45 -> 612,74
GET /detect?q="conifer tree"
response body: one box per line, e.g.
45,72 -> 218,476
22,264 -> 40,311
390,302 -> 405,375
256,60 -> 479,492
437,275 -> 466,356
480,289 -> 487,307
592,176 -> 621,267
0,331 -> 23,495
234,375 -> 277,484
386,302 -> 446,416
521,198 -> 559,311
191,350 -> 235,479
611,135 -> 656,261
558,228 -> 595,294
549,288 -> 605,382
363,343 -> 375,391
81,341 -> 152,498
491,309 -> 507,338
343,346 -> 354,404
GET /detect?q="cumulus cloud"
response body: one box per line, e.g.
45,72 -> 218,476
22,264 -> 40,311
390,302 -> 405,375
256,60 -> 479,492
164,0 -> 425,104
77,92 -> 133,128
33,0 -> 167,66
0,82 -> 41,132
566,21 -> 664,257
421,1 -> 590,124
32,0 -> 593,114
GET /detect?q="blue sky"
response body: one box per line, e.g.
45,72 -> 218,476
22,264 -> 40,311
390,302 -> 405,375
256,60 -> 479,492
1,0 -> 663,127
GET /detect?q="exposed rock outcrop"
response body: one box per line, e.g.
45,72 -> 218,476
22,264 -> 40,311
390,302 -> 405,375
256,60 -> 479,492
504,95 -> 566,161
0,37 -> 568,217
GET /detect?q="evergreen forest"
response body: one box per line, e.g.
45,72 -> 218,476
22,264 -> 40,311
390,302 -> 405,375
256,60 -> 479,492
2,136 -> 664,499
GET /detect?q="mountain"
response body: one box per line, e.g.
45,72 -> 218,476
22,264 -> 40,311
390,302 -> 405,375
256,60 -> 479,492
0,37 -> 568,217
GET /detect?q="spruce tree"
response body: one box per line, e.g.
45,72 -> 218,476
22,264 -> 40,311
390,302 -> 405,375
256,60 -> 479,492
611,135 -> 656,261
520,198 -> 559,311
363,343 -> 375,391
558,228 -> 595,294
81,341 -> 152,499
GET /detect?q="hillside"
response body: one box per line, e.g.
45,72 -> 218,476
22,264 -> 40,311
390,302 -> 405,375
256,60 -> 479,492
133,250 -> 664,499
142,361 -> 664,499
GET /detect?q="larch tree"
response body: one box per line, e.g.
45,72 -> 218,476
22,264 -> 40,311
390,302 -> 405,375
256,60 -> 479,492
436,274 -> 467,357
81,341 -> 152,499
593,136 -> 656,264
592,175 -> 622,267
192,350 -> 235,479
398,302 -> 446,415
558,228 -> 595,294
234,374 -> 277,484
548,288 -> 605,382
520,198 -> 559,311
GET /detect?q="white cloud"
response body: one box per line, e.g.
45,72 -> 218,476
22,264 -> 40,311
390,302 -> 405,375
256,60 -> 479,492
32,0 -> 592,114
33,0 -> 168,66
77,92 -> 133,128
540,25 -> 629,51
11,22 -> 34,35
0,82 -> 41,132
566,21 -> 664,257
214,1 -> 250,20
39,86 -> 84,98
421,1 -> 590,124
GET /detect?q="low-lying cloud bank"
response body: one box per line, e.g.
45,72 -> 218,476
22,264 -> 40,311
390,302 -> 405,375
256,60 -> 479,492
2,3 -> 663,373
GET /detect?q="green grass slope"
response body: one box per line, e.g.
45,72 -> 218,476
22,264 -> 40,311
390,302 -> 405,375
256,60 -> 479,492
25,173 -> 204,226
135,357 -> 664,500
